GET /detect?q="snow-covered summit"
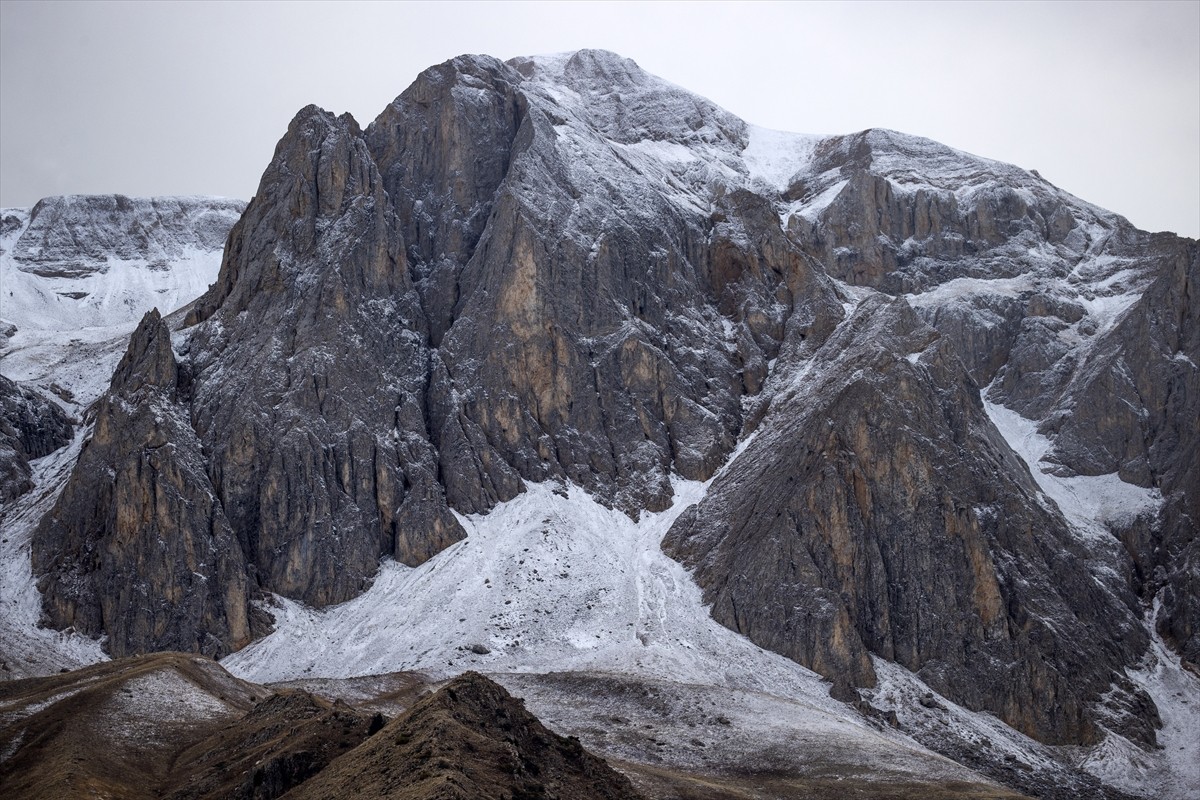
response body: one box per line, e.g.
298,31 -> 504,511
4,50 -> 1196,800
6,194 -> 244,276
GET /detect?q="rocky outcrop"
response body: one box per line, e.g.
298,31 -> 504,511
1040,237 -> 1200,665
799,130 -> 1200,674
780,126 -> 1200,677
365,55 -> 526,344
32,309 -> 261,657
0,375 -> 72,503
177,52 -> 838,615
25,51 -> 1196,762
793,129 -> 1099,295
282,672 -> 644,800
374,51 -> 840,516
186,106 -> 463,607
663,296 -> 1152,745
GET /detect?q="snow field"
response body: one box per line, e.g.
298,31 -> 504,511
224,476 -> 842,703
224,469 -> 1012,788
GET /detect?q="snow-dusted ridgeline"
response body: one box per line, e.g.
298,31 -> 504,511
0,196 -> 242,409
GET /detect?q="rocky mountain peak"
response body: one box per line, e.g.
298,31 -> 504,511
109,307 -> 176,395
188,101 -> 396,328
8,194 -> 244,279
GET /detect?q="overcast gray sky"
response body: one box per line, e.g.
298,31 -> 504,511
2,0 -> 1197,238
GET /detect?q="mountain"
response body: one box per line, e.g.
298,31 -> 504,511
1,50 -> 1196,799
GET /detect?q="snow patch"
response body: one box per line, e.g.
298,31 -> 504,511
742,125 -> 820,191
0,427 -> 109,679
98,668 -> 233,746
982,397 -> 1162,540
1080,600 -> 1200,798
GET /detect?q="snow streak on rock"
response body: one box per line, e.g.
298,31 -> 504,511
983,395 -> 1163,542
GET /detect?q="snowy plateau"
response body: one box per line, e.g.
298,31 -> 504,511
2,50 -> 1199,800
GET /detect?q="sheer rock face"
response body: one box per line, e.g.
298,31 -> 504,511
365,55 -> 527,346
1040,239 -> 1200,664
663,297 -> 1150,745
0,375 -> 72,503
187,106 -> 463,606
788,127 -> 1199,672
793,129 -> 1098,295
32,309 -> 259,657
796,130 -> 1200,671
371,52 -> 842,516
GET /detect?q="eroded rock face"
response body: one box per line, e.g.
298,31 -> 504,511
376,52 -> 842,517
186,106 -> 464,607
794,129 -> 1096,294
807,142 -> 1200,672
0,375 -> 72,503
32,309 -> 260,657
1040,239 -> 1200,664
365,55 -> 527,346
26,51 -> 1196,756
787,126 -> 1200,677
663,297 -> 1150,745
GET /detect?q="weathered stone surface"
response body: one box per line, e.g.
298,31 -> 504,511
32,309 -> 261,657
24,52 -> 1196,765
1040,237 -> 1200,665
187,105 -> 463,607
795,129 -> 1096,295
786,124 -> 1199,684
365,55 -> 527,346
664,297 -> 1151,745
385,52 -> 841,517
0,375 -> 72,503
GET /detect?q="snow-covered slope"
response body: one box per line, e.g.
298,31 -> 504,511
0,195 -> 243,409
223,470 -> 1014,792
0,426 -> 106,678
223,479 -> 737,684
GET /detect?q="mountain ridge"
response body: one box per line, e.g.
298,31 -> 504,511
2,49 -> 1196,799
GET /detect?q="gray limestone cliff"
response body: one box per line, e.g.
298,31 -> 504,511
9,194 -> 245,278
185,106 -> 464,607
32,309 -> 263,657
662,297 -> 1153,745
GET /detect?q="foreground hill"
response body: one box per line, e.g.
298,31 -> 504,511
0,655 -> 1027,800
